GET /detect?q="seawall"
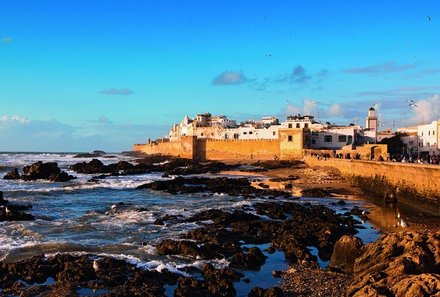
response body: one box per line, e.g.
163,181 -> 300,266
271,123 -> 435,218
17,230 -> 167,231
304,156 -> 440,215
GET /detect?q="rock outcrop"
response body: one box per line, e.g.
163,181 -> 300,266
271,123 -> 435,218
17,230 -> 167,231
329,235 -> 363,273
3,162 -> 76,182
348,231 -> 440,297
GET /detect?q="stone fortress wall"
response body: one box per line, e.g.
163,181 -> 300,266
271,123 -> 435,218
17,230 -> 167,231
133,129 -> 305,161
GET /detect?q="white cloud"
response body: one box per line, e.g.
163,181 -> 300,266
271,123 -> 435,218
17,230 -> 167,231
212,71 -> 248,85
328,104 -> 343,117
0,115 -> 30,124
408,94 -> 440,125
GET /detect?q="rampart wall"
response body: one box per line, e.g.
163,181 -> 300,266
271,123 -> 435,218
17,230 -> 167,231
197,139 -> 280,160
304,156 -> 440,214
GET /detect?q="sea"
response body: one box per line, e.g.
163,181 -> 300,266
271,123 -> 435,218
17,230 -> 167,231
0,152 -> 381,296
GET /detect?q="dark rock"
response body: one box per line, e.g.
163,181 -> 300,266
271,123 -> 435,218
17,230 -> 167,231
272,270 -> 283,278
0,253 -> 177,297
230,247 -> 267,270
10,161 -> 75,182
175,276 -> 209,297
137,176 -> 291,198
249,286 -> 283,297
336,199 -> 346,206
22,161 -> 60,180
301,187 -> 331,197
156,239 -> 221,259
329,235 -> 363,273
3,168 -> 20,180
0,205 -> 34,221
49,171 -> 76,182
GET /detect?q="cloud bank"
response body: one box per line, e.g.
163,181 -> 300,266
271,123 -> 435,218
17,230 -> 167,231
0,115 -> 168,152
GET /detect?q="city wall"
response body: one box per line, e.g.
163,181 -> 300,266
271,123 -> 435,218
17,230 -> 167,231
196,139 -> 280,160
304,156 -> 440,214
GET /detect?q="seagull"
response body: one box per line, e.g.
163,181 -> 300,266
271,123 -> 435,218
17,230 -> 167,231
265,53 -> 272,57
407,99 -> 415,104
5,207 -> 10,214
427,16 -> 431,21
93,260 -> 99,271
409,103 -> 418,107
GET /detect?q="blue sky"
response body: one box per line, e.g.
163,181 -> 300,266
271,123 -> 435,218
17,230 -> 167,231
1,0 -> 439,152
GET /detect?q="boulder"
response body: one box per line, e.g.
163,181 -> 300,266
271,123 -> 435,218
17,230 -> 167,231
348,231 -> 440,297
22,161 -> 60,180
329,235 -> 363,273
3,168 -> 20,180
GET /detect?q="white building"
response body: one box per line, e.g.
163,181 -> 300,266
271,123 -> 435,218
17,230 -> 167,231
417,120 -> 440,156
396,126 -> 418,155
311,125 -> 359,149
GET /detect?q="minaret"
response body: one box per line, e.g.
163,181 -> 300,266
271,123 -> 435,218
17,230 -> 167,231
366,107 -> 378,130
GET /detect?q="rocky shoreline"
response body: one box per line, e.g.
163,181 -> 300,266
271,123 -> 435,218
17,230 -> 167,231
1,156 -> 439,296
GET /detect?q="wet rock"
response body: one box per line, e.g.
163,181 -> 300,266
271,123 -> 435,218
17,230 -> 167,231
301,187 -> 331,197
348,231 -> 440,297
8,161 -> 76,182
248,286 -> 283,297
0,193 -> 34,222
137,176 -> 290,198
336,199 -> 346,206
230,247 -> 267,270
175,276 -> 209,297
3,168 -> 20,180
329,235 -> 363,273
156,239 -> 221,259
49,171 -> 77,182
0,254 -> 177,297
154,214 -> 183,225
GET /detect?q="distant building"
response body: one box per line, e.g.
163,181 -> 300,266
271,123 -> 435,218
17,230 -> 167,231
417,120 -> 440,156
377,128 -> 394,143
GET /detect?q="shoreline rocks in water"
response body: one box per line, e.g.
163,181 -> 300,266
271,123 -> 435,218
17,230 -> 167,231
69,157 -> 238,177
0,191 -> 34,221
137,176 -> 291,198
3,161 -> 76,182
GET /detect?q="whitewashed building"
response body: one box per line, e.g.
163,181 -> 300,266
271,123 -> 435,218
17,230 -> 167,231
417,120 -> 440,156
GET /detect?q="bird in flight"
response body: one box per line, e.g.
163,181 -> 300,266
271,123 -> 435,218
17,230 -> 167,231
409,103 -> 418,108
407,99 -> 415,104
427,16 -> 431,21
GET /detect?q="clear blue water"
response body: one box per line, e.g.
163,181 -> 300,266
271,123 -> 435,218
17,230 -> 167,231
0,153 -> 380,296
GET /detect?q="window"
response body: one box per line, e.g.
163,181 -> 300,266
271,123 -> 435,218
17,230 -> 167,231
272,131 -> 276,136
288,135 -> 293,142
249,131 -> 253,134
200,133 -> 204,136
429,131 -> 431,136
296,123 -> 300,128
304,123 -> 309,128
338,135 -> 347,142
243,132 -> 247,135
224,134 -> 228,139
324,135 -> 332,142
348,135 -> 353,144
312,139 -> 316,144
288,123 -> 292,128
